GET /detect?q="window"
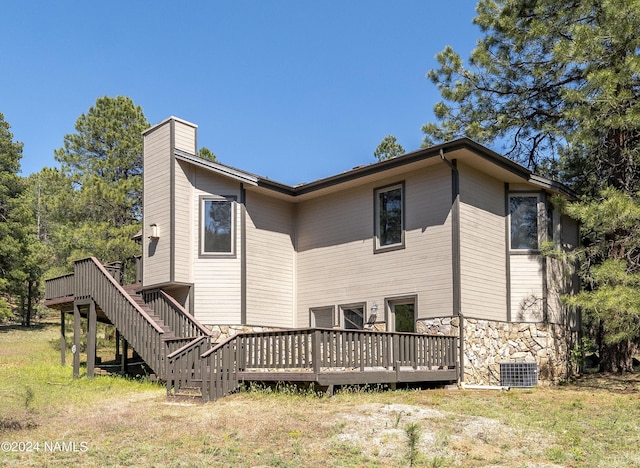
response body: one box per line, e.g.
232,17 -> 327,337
310,307 -> 334,328
509,194 -> 540,251
375,183 -> 404,251
340,304 -> 365,330
386,297 -> 417,332
201,196 -> 235,255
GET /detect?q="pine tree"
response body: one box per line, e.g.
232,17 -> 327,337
0,113 -> 26,321
562,188 -> 640,372
423,0 -> 640,371
52,96 -> 149,275
374,135 -> 405,161
423,0 -> 640,193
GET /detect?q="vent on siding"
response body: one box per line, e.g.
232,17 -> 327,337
500,362 -> 538,388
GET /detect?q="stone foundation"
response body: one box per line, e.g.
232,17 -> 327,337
206,324 -> 282,343
417,317 -> 578,385
206,319 -> 578,385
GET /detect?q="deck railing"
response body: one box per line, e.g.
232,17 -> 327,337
239,328 -> 458,371
44,273 -> 75,301
74,257 -> 167,378
168,328 -> 458,401
143,289 -> 211,339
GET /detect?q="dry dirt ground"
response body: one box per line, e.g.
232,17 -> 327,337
329,401 -> 561,467
3,318 -> 640,467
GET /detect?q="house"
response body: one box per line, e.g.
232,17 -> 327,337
141,116 -> 579,384
45,115 -> 579,399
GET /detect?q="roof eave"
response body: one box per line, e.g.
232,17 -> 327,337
528,174 -> 577,199
174,149 -> 259,186
173,137 -> 574,200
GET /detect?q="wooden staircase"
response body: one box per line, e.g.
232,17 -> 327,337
44,257 -> 211,382
123,285 -> 176,338
45,257 -> 459,403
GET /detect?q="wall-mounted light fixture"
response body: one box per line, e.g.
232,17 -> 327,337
149,224 -> 160,240
366,302 -> 378,329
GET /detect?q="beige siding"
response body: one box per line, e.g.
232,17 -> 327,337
174,159 -> 193,284
173,119 -> 196,154
510,255 -> 544,321
296,164 -> 453,327
245,192 -> 296,328
191,168 -> 242,325
143,122 -> 172,286
458,163 -> 507,321
546,256 -> 565,323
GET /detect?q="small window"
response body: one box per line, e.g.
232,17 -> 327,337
201,196 -> 235,255
340,304 -> 365,330
310,307 -> 334,328
375,183 -> 404,252
386,296 -> 417,332
509,194 -> 539,251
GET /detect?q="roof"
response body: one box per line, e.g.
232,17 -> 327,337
173,137 -> 575,200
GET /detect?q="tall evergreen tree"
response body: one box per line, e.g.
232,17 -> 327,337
53,96 -> 149,273
561,188 -> 640,371
0,113 -> 26,321
423,0 -> 640,194
423,0 -> 640,371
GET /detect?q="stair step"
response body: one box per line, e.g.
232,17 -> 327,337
118,285 -> 180,341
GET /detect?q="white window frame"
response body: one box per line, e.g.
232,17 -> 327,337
374,182 -> 405,253
509,193 -> 543,253
200,195 -> 236,257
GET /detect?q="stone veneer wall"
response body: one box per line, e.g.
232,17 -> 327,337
207,324 -> 282,343
417,317 -> 579,385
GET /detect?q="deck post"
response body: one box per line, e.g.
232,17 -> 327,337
60,311 -> 66,366
312,330 -> 321,374
86,300 -> 97,379
115,329 -> 120,360
393,334 -> 400,368
121,338 -> 129,374
458,314 -> 465,384
73,303 -> 81,379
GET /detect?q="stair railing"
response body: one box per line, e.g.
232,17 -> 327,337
74,257 -> 167,378
143,289 -> 211,339
166,336 -> 212,396
200,336 -> 241,401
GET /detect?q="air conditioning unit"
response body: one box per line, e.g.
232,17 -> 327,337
500,362 -> 538,388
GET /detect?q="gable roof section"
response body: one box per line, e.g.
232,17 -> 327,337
173,137 -> 575,200
175,149 -> 259,186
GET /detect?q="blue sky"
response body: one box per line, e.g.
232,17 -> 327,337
2,1 -> 479,185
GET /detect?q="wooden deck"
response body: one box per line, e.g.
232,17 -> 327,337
45,257 -> 459,402
167,328 -> 457,400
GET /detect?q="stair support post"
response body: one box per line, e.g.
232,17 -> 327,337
121,338 -> 129,374
60,310 -> 66,366
115,329 -> 120,360
87,300 -> 97,379
73,302 -> 81,379
72,299 -> 97,379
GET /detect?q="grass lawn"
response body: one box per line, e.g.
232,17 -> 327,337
1,320 -> 640,467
